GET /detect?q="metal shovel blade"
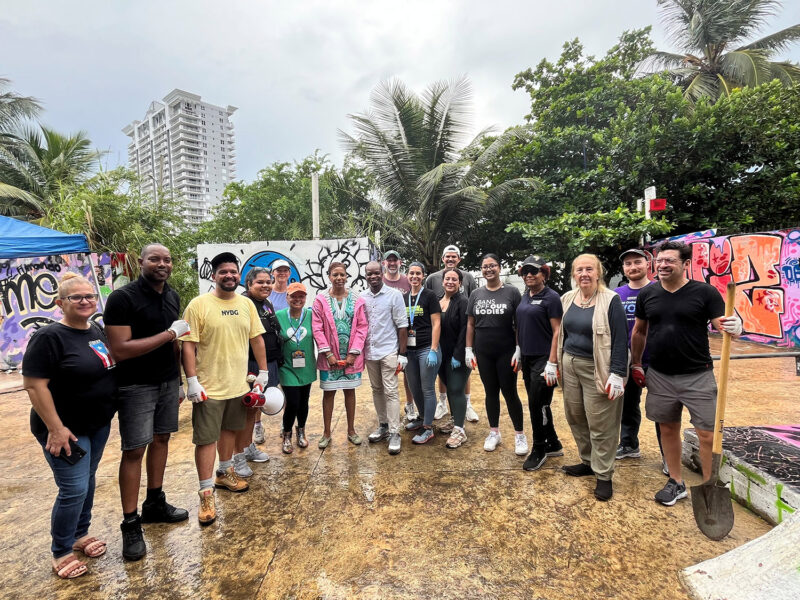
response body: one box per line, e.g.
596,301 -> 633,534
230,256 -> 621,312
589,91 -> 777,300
691,478 -> 734,541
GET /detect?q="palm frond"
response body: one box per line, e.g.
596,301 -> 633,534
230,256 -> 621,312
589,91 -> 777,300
0,78 -> 41,130
767,61 -> 800,85
683,71 -> 720,101
739,23 -> 800,54
640,50 -> 693,73
719,49 -> 773,87
0,182 -> 44,217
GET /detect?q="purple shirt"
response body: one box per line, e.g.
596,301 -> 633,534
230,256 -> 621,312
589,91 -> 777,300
614,281 -> 652,366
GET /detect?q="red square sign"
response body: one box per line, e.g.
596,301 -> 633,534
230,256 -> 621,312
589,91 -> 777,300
650,198 -> 667,211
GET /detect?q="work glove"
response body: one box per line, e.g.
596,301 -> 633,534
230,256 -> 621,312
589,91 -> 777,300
186,376 -> 208,403
168,319 -> 191,339
631,364 -> 646,387
510,345 -> 522,372
425,349 -> 439,368
720,315 -> 743,336
605,373 -> 625,400
451,357 -> 462,369
395,354 -> 408,374
253,369 -> 269,393
541,361 -> 559,386
465,347 -> 477,370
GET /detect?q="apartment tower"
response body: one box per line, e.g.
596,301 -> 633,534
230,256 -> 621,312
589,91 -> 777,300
123,89 -> 237,225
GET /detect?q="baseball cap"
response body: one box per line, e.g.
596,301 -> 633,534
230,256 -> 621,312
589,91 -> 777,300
383,250 -> 401,260
619,248 -> 650,261
272,259 -> 291,270
442,245 -> 461,257
287,282 -> 307,296
520,255 -> 545,275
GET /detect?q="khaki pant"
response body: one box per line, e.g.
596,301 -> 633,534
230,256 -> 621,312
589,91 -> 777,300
366,354 -> 401,434
562,354 -> 623,481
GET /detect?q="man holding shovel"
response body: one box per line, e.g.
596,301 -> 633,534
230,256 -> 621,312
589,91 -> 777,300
630,241 -> 742,506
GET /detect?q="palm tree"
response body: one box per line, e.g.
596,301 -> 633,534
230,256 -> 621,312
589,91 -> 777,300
340,76 -> 537,271
0,126 -> 101,219
645,0 -> 800,101
0,78 -> 42,215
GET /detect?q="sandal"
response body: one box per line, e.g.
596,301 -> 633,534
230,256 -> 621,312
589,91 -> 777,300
318,435 -> 331,449
53,556 -> 87,579
73,536 -> 107,558
347,433 -> 362,446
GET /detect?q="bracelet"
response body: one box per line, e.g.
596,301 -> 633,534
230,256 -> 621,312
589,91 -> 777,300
326,352 -> 335,358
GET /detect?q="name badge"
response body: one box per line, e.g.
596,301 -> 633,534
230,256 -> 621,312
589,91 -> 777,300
407,330 -> 417,347
292,350 -> 306,369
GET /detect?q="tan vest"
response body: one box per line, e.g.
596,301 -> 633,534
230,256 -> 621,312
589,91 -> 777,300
557,287 -> 628,394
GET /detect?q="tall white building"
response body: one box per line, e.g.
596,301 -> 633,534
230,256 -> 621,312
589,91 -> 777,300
122,89 -> 237,225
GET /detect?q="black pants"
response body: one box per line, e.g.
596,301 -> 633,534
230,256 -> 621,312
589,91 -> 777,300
282,384 -> 311,431
619,367 -> 663,454
521,354 -> 559,449
475,348 -> 524,430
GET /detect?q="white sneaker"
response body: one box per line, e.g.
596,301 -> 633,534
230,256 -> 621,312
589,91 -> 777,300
434,400 -> 448,420
465,401 -> 479,423
244,442 -> 269,463
253,422 -> 265,444
405,402 -> 419,421
233,453 -> 253,478
483,431 -> 501,452
514,433 -> 529,456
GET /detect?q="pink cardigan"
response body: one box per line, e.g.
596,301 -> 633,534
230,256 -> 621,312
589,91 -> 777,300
311,291 -> 368,374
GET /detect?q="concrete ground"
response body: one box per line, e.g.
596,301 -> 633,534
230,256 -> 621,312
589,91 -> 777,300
1,336 -> 797,600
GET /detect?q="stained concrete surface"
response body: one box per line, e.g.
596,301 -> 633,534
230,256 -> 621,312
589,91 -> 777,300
0,336 -> 797,600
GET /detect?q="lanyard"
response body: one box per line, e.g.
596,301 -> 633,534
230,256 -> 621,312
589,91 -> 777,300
289,308 -> 307,345
407,290 -> 423,327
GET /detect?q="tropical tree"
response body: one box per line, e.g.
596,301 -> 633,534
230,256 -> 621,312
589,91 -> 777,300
340,76 -> 537,272
0,78 -> 41,213
646,0 -> 800,101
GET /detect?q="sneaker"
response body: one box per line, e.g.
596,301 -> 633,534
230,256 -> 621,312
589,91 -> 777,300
296,427 -> 308,448
282,432 -> 294,454
514,433 -> 529,456
245,442 -> 269,463
120,515 -> 146,561
438,417 -> 454,435
661,458 -> 670,477
404,402 -> 419,421
465,401 -> 479,423
483,431 -> 501,452
198,488 -> 216,525
594,479 -> 613,501
233,453 -> 253,478
446,427 -> 467,449
215,467 -> 249,492
434,400 -> 448,420
368,424 -> 390,443
616,444 -> 641,460
253,421 -> 265,444
523,448 -> 547,471
405,418 -> 423,431
412,428 -> 435,444
655,478 -> 688,506
388,432 -> 402,455
141,491 -> 189,523
544,440 -> 564,457
562,463 -> 594,477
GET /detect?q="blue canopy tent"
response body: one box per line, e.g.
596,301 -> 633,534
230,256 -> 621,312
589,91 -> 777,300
0,215 -> 89,259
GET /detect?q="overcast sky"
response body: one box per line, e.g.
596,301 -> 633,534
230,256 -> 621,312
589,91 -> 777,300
2,1 -> 799,182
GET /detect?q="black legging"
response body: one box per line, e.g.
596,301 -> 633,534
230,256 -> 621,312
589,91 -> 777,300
282,384 -> 311,430
521,354 -> 559,449
475,348 -> 524,430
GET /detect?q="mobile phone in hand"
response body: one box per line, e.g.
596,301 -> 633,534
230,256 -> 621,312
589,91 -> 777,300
58,440 -> 87,465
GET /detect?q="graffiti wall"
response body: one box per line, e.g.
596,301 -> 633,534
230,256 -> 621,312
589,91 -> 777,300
0,253 -> 129,369
648,229 -> 800,348
197,238 -> 377,300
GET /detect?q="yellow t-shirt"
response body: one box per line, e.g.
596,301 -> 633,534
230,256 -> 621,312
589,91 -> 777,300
182,293 -> 265,400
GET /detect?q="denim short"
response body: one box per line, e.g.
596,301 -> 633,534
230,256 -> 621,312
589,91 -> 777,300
118,377 -> 180,451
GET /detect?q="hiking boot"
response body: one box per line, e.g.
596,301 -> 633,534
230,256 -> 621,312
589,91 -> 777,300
245,442 -> 269,463
198,488 -> 216,525
544,440 -> 564,457
562,463 -> 594,477
412,428 -> 435,444
655,478 -> 688,506
368,424 -> 390,443
120,515 -> 146,561
214,467 -> 249,492
141,491 -> 189,523
594,479 -> 613,501
616,444 -> 641,460
282,432 -> 293,454
483,431 -> 501,451
388,432 -> 402,455
233,453 -> 253,478
296,427 -> 308,448
523,447 -> 547,471
445,427 -> 467,449
253,421 -> 265,444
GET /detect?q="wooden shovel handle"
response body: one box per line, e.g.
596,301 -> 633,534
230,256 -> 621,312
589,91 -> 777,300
712,282 -> 737,455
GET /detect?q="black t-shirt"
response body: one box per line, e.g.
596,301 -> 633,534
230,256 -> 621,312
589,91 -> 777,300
467,285 -> 522,351
23,322 -> 118,436
402,288 -> 441,349
635,280 -> 725,374
103,277 -> 180,386
245,294 -> 283,369
516,287 -> 563,356
440,293 -> 468,363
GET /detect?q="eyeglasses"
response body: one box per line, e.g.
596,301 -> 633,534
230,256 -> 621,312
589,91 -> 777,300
654,258 -> 681,265
63,294 -> 99,303
481,264 -> 499,270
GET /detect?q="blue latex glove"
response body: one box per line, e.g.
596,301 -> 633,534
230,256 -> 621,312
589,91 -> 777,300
425,349 -> 438,368
451,357 -> 462,369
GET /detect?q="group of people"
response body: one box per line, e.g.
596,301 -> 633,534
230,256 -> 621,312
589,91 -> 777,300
22,240 -> 742,580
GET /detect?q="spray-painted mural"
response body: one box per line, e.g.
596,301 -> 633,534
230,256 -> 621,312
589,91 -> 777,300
197,238 -> 377,300
0,253 -> 129,369
648,228 -> 800,348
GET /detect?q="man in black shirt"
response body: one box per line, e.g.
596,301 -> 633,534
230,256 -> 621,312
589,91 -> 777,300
631,241 -> 742,507
104,244 -> 191,561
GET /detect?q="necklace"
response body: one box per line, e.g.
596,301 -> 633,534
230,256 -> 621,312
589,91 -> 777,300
579,289 -> 597,308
